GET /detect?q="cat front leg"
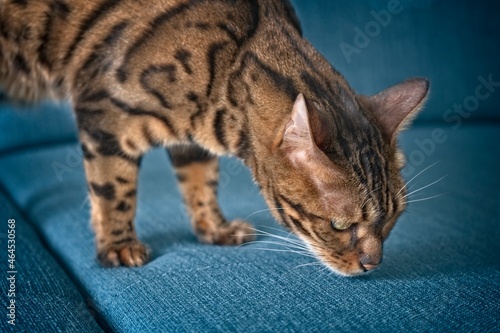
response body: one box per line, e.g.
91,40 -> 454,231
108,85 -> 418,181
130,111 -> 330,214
168,144 -> 255,246
80,131 -> 148,267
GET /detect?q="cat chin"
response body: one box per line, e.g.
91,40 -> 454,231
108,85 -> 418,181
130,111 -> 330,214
328,266 -> 366,278
320,262 -> 366,278
304,243 -> 366,277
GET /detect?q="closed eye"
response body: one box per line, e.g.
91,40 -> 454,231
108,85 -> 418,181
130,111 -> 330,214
330,219 -> 351,231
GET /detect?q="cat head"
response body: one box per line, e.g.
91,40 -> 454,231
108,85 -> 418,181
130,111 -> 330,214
261,78 -> 429,276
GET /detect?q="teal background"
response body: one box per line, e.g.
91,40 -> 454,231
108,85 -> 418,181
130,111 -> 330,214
293,0 -> 500,122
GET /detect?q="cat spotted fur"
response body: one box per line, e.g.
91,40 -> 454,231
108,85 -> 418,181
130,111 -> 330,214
0,0 -> 429,276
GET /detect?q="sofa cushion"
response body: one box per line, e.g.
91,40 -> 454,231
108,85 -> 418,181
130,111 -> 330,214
0,188 -> 103,333
0,101 -> 77,155
0,124 -> 498,332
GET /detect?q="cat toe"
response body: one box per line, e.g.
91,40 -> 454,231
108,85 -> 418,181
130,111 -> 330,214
97,241 -> 150,268
212,220 -> 256,246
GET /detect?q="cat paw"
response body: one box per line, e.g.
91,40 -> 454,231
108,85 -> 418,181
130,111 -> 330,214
97,240 -> 149,268
206,220 -> 256,246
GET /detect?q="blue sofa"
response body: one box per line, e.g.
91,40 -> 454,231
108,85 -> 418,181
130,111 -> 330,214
1,1 -> 499,332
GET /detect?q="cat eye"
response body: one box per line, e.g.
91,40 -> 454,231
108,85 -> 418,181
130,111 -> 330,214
330,220 -> 351,231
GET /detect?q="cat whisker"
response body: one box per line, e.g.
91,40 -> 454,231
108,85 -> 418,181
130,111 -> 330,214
248,235 -> 308,251
405,193 -> 447,204
396,161 -> 440,198
328,271 -> 335,277
247,247 -> 317,259
405,181 -> 420,193
257,225 -> 294,237
251,229 -> 297,241
403,175 -> 448,199
241,228 -> 319,260
242,208 -> 286,222
293,262 -> 323,270
251,228 -> 304,247
255,226 -> 298,242
79,196 -> 90,211
317,265 -> 331,278
361,186 -> 382,209
242,240 -> 309,252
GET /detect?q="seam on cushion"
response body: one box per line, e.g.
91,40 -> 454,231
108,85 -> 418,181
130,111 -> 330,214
0,137 -> 78,159
0,180 -> 111,333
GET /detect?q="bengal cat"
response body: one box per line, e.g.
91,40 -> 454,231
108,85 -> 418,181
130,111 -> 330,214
0,0 -> 429,276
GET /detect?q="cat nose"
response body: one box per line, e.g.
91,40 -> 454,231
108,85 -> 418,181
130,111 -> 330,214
359,254 -> 381,272
362,263 -> 379,272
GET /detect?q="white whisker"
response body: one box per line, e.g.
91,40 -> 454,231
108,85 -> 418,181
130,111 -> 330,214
242,240 -> 308,251
258,225 -> 293,236
248,247 -> 317,258
397,161 -> 440,198
405,181 -> 420,193
361,186 -> 382,209
242,208 -> 286,222
318,265 -> 331,277
251,229 -> 304,247
242,228 -> 325,266
256,226 -> 298,243
406,193 -> 447,204
403,175 -> 448,199
79,196 -> 90,211
293,262 -> 322,270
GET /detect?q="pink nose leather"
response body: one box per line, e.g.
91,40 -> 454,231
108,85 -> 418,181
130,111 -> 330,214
362,264 -> 378,271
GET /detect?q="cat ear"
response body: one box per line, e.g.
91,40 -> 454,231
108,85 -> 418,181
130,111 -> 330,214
281,94 -> 316,161
360,78 -> 430,143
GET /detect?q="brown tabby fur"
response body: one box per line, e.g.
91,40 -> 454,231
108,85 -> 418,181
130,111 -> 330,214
0,0 -> 429,276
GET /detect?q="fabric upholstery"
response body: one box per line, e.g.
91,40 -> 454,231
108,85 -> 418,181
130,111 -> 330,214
0,188 -> 103,333
0,125 -> 498,332
0,101 -> 76,155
